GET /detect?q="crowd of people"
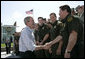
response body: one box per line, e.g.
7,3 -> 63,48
13,5 -> 84,58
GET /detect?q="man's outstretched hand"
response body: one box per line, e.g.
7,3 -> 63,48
43,42 -> 52,50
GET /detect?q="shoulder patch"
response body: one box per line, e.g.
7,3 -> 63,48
67,17 -> 73,22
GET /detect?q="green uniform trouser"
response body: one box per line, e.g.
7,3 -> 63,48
34,49 -> 46,58
51,43 -> 62,58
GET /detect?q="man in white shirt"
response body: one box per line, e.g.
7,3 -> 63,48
19,16 -> 47,58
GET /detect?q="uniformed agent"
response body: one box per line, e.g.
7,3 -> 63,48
44,5 -> 84,58
49,13 -> 63,58
33,17 -> 50,58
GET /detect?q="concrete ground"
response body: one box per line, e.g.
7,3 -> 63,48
1,51 -> 20,58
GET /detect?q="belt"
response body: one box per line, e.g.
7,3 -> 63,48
20,50 -> 34,54
19,51 -> 35,58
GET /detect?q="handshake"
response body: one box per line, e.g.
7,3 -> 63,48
36,35 -> 62,50
35,41 -> 53,50
42,42 -> 52,50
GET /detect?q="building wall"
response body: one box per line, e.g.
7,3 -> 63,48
1,25 -> 16,43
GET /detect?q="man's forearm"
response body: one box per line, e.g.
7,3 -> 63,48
43,35 -> 62,50
65,31 -> 77,52
35,45 -> 44,50
50,35 -> 62,46
41,34 -> 49,44
57,39 -> 63,50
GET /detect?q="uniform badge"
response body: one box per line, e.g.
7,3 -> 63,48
60,23 -> 66,32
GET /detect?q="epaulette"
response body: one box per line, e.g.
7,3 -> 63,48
57,21 -> 62,25
57,21 -> 64,27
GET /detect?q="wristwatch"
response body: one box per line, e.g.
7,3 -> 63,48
65,50 -> 71,53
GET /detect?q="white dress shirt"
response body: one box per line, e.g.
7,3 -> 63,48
19,26 -> 36,52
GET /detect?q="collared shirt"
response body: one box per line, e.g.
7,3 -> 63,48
61,14 -> 83,55
38,24 -> 49,42
19,26 -> 36,52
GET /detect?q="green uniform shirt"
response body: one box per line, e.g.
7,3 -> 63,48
49,20 -> 63,57
60,14 -> 83,58
38,24 -> 50,43
50,20 -> 61,40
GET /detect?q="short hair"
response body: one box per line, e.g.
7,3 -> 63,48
50,13 -> 56,17
24,16 -> 31,25
59,5 -> 71,14
76,5 -> 83,11
43,18 -> 46,21
38,17 -> 43,20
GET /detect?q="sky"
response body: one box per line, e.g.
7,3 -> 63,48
1,1 -> 84,32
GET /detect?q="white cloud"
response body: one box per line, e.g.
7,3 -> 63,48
12,11 -> 22,19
